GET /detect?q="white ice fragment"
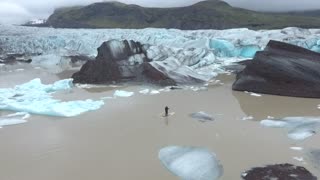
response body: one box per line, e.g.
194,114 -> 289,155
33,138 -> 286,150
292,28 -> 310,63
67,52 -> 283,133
101,96 -> 114,100
241,116 -> 254,121
139,89 -> 150,94
260,117 -> 320,141
150,90 -> 160,95
15,69 -> 24,72
260,120 -> 288,128
114,90 -> 134,97
288,130 -> 315,141
250,92 -> 262,97
0,79 -> 104,117
293,157 -> 304,162
0,112 -> 30,127
190,111 -> 214,122
159,146 -> 223,180
290,147 -> 304,151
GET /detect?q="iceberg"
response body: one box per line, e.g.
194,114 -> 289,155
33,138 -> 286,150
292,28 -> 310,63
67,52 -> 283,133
0,79 -> 104,117
260,117 -> 320,140
159,146 -> 223,180
113,90 -> 134,97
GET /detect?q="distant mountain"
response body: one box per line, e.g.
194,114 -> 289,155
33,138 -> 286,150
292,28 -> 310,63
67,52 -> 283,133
46,0 -> 320,30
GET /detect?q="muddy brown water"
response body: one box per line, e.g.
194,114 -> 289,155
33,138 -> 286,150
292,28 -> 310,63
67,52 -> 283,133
0,67 -> 320,180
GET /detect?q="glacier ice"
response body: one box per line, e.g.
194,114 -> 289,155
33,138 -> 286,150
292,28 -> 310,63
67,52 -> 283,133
190,111 -> 214,122
260,117 -> 320,141
0,79 -> 104,117
159,146 -> 223,180
0,112 -> 30,127
113,90 -> 134,97
1,25 -> 320,84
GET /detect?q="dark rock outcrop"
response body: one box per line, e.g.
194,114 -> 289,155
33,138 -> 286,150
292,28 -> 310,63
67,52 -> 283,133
0,54 -> 32,64
72,40 -> 176,85
242,163 -> 317,180
233,40 -> 320,98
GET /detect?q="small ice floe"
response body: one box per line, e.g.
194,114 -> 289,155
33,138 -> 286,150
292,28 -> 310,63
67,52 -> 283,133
290,147 -> 304,151
150,90 -> 160,95
113,90 -> 134,97
139,89 -> 150,94
34,66 -> 41,69
159,146 -> 223,180
250,92 -> 262,97
0,112 -> 30,127
0,78 -> 104,117
101,96 -> 114,100
293,157 -> 304,162
190,111 -> 214,122
15,69 -> 24,72
241,116 -> 254,121
260,117 -> 320,141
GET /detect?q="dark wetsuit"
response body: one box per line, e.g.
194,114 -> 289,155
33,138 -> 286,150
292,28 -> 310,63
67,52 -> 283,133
165,106 -> 169,116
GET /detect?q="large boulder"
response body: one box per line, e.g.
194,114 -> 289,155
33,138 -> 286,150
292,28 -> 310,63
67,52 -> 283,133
233,40 -> 320,98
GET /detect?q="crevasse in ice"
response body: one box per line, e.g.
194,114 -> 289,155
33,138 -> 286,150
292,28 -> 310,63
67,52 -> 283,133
0,78 -> 104,117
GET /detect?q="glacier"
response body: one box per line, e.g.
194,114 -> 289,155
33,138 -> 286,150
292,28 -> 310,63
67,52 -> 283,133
260,117 -> 320,141
0,78 -> 104,117
1,25 -> 320,80
159,146 -> 223,180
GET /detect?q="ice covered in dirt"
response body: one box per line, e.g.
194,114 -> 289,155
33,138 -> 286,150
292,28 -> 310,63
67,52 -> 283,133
159,146 -> 223,180
1,25 -> 320,79
0,78 -> 104,117
260,117 -> 320,140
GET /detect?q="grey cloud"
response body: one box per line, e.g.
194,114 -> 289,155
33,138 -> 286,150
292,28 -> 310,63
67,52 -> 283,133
1,0 -> 320,24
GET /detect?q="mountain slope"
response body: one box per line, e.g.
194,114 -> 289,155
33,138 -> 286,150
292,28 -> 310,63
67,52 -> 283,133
46,0 -> 320,30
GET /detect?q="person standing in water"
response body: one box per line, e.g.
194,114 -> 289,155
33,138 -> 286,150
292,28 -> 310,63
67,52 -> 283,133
165,106 -> 169,116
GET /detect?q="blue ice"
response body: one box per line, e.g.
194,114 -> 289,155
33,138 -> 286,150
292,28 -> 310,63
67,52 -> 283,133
0,79 -> 104,117
159,146 -> 223,180
209,39 -> 260,58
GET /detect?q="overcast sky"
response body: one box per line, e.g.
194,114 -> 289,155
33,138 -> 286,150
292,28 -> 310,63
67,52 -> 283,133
1,0 -> 320,24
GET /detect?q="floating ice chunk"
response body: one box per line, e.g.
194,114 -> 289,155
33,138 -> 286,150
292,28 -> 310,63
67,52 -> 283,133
288,129 -> 315,141
260,120 -> 288,128
241,116 -> 254,121
293,157 -> 304,162
190,111 -> 214,122
250,92 -> 262,97
0,79 -> 104,117
139,89 -> 150,94
0,112 -> 30,127
260,117 -> 320,140
159,146 -> 223,180
290,147 -> 303,151
113,90 -> 134,97
150,90 -> 160,95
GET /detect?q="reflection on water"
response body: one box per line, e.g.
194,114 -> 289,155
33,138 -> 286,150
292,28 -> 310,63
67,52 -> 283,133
232,90 -> 320,120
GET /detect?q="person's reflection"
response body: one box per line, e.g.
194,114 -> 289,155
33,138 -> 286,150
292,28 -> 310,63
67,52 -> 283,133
164,116 -> 169,126
232,90 -> 320,120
